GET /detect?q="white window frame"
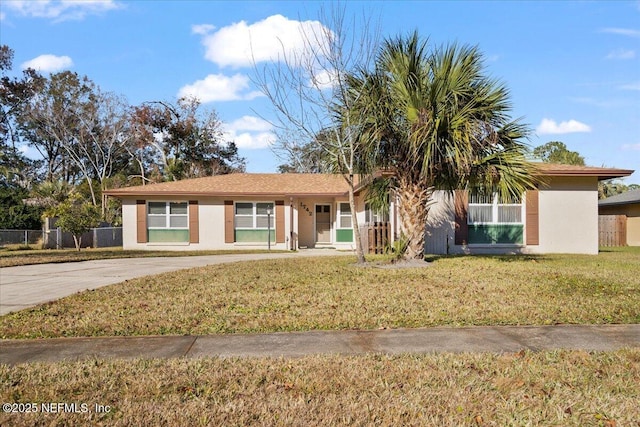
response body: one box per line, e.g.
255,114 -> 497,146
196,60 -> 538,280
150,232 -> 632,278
337,202 -> 353,229
468,193 -> 523,225
147,201 -> 188,230
234,201 -> 275,230
364,203 -> 389,223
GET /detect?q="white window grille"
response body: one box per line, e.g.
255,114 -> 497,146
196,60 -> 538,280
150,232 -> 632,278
147,202 -> 188,229
468,193 -> 522,224
235,202 -> 274,229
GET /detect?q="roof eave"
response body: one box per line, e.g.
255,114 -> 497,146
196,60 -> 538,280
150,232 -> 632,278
104,191 -> 349,198
599,200 -> 640,207
537,169 -> 634,181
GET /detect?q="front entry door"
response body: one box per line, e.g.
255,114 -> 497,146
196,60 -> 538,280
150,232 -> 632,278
315,204 -> 331,243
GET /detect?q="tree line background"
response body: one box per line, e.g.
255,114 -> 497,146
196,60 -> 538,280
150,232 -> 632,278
1,41 -> 635,234
1,45 -> 245,230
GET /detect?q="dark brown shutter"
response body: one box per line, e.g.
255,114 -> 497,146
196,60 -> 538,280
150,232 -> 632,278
525,190 -> 539,245
454,190 -> 468,245
136,200 -> 147,243
189,200 -> 199,243
275,200 -> 285,243
224,200 -> 234,243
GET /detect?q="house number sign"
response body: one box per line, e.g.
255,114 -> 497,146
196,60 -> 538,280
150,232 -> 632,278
299,202 -> 312,216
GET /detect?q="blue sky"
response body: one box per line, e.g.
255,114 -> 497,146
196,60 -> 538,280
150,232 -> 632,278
1,0 -> 639,183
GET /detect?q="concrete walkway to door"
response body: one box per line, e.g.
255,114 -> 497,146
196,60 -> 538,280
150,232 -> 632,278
0,249 -> 352,315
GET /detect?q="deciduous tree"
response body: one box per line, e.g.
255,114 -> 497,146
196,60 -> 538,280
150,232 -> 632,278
533,141 -> 585,165
47,192 -> 100,251
17,71 -> 132,213
0,45 -> 43,189
255,6 -> 379,263
129,97 -> 245,181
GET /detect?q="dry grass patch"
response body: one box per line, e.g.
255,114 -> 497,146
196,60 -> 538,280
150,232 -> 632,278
1,350 -> 638,426
2,250 -> 639,338
0,247 -> 287,267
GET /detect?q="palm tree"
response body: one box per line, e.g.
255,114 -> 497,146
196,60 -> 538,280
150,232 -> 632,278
348,32 -> 537,259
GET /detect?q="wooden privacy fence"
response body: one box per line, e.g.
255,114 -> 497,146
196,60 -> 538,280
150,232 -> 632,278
360,222 -> 390,254
598,215 -> 627,246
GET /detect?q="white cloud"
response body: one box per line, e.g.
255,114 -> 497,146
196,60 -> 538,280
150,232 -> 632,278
177,73 -> 264,103
21,54 -> 73,72
229,131 -> 276,149
310,69 -> 337,90
224,116 -> 275,149
191,24 -> 215,35
198,14 -> 331,68
536,118 -> 592,135
0,11 -> 5,21
621,143 -> 640,151
3,0 -> 122,21
619,81 -> 640,91
227,115 -> 273,132
605,48 -> 636,59
600,27 -> 640,38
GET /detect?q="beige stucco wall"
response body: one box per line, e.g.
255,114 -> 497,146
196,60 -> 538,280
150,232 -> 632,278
424,191 -> 456,254
296,198 -> 318,249
535,176 -> 599,254
121,196 -> 291,251
121,198 -> 138,249
628,217 -> 640,246
120,195 -> 367,251
295,197 -> 365,250
426,176 -> 600,255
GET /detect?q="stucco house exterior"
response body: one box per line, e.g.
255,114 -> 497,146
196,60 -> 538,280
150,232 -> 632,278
105,174 -> 370,252
598,189 -> 640,246
104,164 -> 633,255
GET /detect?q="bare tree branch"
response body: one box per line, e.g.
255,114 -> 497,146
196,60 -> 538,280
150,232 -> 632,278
252,4 -> 380,263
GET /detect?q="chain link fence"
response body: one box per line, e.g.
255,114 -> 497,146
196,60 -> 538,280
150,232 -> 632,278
1,228 -> 122,249
0,229 -> 43,247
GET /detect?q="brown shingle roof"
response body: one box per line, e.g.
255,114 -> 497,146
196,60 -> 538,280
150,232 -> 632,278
534,163 -> 633,180
104,165 -> 634,198
104,173 -> 356,197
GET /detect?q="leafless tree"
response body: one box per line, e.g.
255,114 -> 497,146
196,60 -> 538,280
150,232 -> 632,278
20,71 -> 129,213
253,5 -> 380,263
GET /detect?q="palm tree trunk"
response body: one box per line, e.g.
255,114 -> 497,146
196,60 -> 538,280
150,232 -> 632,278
396,176 -> 433,260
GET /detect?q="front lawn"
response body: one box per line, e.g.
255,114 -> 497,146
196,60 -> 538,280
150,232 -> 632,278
0,247 -> 287,267
2,250 -> 638,338
1,350 -> 638,426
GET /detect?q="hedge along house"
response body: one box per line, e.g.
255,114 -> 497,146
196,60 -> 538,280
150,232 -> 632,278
104,173 -> 380,251
426,164 -> 634,255
104,164 -> 633,255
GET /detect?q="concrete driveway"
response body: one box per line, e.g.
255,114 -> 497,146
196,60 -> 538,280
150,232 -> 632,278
0,250 -> 351,315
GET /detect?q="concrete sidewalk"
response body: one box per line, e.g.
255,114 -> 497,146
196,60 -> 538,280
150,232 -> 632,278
0,250 -> 351,315
1,324 -> 638,365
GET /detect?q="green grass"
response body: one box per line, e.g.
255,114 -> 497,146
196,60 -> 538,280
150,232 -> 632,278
2,249 -> 638,339
2,249 -> 638,425
0,247 -> 289,267
1,350 -> 638,426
